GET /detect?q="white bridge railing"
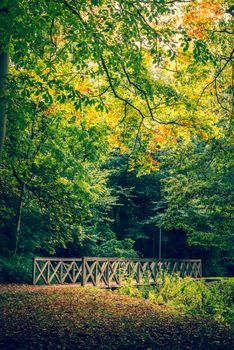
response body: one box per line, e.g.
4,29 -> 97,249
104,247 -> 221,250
33,257 -> 202,287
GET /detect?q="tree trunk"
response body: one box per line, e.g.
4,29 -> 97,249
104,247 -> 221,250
14,182 -> 25,254
0,51 -> 9,158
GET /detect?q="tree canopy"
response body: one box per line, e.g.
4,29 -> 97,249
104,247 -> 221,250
0,0 -> 233,276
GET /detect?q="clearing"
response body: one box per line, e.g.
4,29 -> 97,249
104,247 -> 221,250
0,284 -> 233,350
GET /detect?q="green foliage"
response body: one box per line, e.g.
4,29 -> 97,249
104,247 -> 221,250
117,277 -> 139,297
97,237 -> 138,258
77,224 -> 138,258
156,135 -> 234,275
0,0 -> 233,279
0,78 -> 117,254
118,273 -> 234,325
0,255 -> 33,284
155,274 -> 234,324
106,154 -> 163,257
118,275 -> 152,299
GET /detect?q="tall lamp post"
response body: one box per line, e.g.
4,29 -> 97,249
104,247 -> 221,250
159,227 -> 162,260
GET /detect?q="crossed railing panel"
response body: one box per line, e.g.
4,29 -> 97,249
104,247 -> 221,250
33,258 -> 82,285
33,257 -> 202,286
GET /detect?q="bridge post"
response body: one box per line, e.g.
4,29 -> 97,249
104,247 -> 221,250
107,259 -> 110,288
32,257 -> 36,285
199,261 -> 202,278
60,260 -> 63,284
47,260 -> 50,284
137,262 -> 141,284
81,257 -> 86,286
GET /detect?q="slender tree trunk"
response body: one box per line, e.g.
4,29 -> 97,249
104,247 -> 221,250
14,182 -> 25,254
152,232 -> 156,258
0,51 -> 9,158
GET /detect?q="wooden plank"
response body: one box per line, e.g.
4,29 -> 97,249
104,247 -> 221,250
86,261 -> 97,286
96,261 -> 108,286
34,257 -> 201,263
61,261 -> 74,283
47,261 -> 50,284
60,261 -> 63,284
73,262 -> 82,283
33,257 -> 36,285
48,261 -> 62,284
81,257 -> 86,286
106,260 -> 110,288
109,261 -> 121,285
34,257 -> 82,262
34,260 -> 49,285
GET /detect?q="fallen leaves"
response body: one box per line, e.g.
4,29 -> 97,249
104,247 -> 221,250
0,284 -> 233,350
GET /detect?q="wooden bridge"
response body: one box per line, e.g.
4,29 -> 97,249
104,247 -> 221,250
33,257 -> 202,287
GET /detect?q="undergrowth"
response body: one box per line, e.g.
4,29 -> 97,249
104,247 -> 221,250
117,272 -> 234,326
0,255 -> 33,284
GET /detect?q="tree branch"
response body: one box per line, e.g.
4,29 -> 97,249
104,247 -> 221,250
50,17 -> 57,48
196,48 -> 234,108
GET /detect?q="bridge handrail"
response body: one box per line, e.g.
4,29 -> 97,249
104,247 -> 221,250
33,257 -> 202,286
34,257 -> 201,262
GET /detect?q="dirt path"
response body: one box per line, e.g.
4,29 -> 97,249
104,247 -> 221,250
0,284 -> 233,350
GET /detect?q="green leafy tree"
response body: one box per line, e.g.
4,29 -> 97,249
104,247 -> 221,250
0,69 -> 114,254
1,0 -> 232,155
158,133 -> 234,275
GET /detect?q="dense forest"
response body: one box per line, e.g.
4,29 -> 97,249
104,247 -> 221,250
0,0 -> 233,280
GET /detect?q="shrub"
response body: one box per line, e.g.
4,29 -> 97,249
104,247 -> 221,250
0,255 -> 33,284
118,277 -> 139,297
117,272 -> 234,325
154,272 -> 181,304
164,277 -> 233,324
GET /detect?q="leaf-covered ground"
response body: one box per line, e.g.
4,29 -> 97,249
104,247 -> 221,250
0,284 -> 233,350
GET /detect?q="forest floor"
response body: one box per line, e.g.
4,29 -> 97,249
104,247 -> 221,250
0,284 -> 233,350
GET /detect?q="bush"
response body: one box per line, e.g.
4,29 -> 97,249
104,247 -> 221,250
118,277 -> 139,297
0,255 -> 33,284
169,277 -> 233,323
117,272 -> 234,325
118,275 -> 152,299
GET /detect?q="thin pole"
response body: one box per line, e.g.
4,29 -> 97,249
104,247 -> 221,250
159,227 -> 162,260
152,231 -> 156,258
